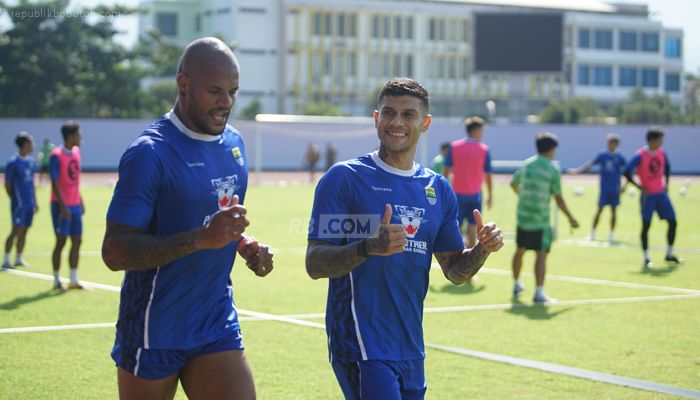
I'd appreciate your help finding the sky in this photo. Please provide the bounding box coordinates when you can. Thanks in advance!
[1,0,699,73]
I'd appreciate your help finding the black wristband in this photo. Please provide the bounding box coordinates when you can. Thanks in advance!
[357,239,369,258]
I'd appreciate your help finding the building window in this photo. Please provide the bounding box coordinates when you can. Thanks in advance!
[383,15,390,39]
[336,13,345,36]
[239,7,266,14]
[429,18,445,41]
[577,64,590,85]
[619,67,637,87]
[155,12,178,37]
[593,66,612,86]
[406,55,413,77]
[619,31,637,50]
[642,68,658,87]
[665,37,681,58]
[312,12,321,35]
[665,73,680,92]
[371,15,379,38]
[406,16,414,39]
[641,32,659,52]
[349,14,357,37]
[395,16,402,39]
[595,30,612,49]
[578,28,590,48]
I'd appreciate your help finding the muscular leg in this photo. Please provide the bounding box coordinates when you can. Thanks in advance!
[592,207,603,231]
[53,235,67,272]
[610,206,617,232]
[4,226,17,255]
[512,247,525,281]
[117,367,179,400]
[640,220,652,251]
[15,226,28,254]
[534,250,547,287]
[69,235,81,269]
[180,350,255,400]
[667,219,676,246]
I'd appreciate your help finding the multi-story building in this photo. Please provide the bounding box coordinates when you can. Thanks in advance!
[139,0,684,120]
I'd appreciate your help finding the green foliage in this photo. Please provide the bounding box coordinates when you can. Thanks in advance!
[538,98,607,124]
[134,29,183,77]
[302,102,347,116]
[141,80,178,117]
[239,98,263,120]
[610,88,684,124]
[683,73,700,125]
[0,0,146,118]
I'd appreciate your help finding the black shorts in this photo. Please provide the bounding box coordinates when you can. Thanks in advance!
[516,227,552,251]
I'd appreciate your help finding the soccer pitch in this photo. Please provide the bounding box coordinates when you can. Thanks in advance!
[1,176,698,399]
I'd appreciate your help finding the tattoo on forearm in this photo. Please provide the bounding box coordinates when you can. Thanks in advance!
[436,245,489,284]
[104,230,199,271]
[306,240,366,279]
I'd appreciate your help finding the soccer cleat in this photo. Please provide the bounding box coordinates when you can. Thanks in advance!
[664,255,684,264]
[53,282,66,291]
[533,293,557,304]
[643,258,653,270]
[68,282,86,290]
[2,261,15,270]
[513,282,525,298]
[14,259,31,267]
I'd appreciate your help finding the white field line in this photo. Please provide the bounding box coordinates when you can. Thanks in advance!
[559,238,700,254]
[5,269,121,293]
[0,322,115,334]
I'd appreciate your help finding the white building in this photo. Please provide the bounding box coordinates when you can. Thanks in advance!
[139,0,684,120]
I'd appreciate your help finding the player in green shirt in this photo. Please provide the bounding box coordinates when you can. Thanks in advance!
[510,132,578,303]
[431,142,450,175]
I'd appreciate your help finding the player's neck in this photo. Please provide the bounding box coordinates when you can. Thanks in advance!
[378,146,416,170]
[19,150,31,157]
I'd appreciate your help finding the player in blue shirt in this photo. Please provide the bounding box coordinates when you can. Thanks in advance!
[3,131,38,269]
[306,78,505,400]
[101,38,274,400]
[567,133,626,242]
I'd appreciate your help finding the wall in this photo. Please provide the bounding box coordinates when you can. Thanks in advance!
[0,119,698,173]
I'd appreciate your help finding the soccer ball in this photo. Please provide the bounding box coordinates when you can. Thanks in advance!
[627,187,637,197]
[573,187,585,196]
[679,186,688,197]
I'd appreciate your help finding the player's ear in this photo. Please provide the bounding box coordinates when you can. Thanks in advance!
[176,72,189,97]
[421,114,432,132]
[373,109,379,127]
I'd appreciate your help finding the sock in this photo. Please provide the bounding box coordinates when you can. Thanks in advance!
[643,249,650,260]
[535,286,545,297]
[70,268,79,285]
[3,253,9,265]
[514,279,522,288]
[53,270,61,285]
[608,232,614,242]
[590,229,595,239]
[667,246,674,257]
[15,253,23,263]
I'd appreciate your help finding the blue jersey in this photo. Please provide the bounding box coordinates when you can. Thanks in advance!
[5,154,36,209]
[107,111,249,349]
[592,150,626,193]
[308,152,464,363]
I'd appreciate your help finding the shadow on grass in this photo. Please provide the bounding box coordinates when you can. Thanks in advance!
[632,264,678,277]
[430,282,486,296]
[0,289,65,310]
[505,299,571,320]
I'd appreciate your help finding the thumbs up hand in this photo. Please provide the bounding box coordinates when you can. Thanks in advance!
[365,204,407,256]
[473,209,504,253]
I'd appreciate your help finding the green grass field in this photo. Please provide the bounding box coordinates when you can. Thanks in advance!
[1,176,699,399]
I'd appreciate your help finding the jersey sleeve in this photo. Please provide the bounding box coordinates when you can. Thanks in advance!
[4,160,16,185]
[551,166,562,195]
[624,153,641,173]
[49,154,60,181]
[106,138,164,229]
[592,151,604,166]
[510,167,522,187]
[444,145,454,168]
[307,165,351,245]
[433,177,465,253]
[484,149,492,172]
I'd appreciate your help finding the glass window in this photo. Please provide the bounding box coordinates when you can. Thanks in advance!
[619,67,637,87]
[155,12,177,37]
[324,13,332,36]
[641,33,659,52]
[406,17,414,39]
[665,73,680,92]
[642,68,658,87]
[371,15,379,38]
[619,31,637,50]
[383,16,390,39]
[349,14,357,37]
[578,28,590,48]
[406,55,413,77]
[337,13,345,36]
[665,37,681,58]
[595,30,612,49]
[594,66,612,86]
[577,64,590,85]
[395,16,402,39]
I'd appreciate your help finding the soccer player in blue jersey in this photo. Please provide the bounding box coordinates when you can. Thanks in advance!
[101,37,274,400]
[305,78,505,399]
[567,133,626,242]
[3,132,38,269]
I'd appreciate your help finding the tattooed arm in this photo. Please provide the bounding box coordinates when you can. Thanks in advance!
[102,196,249,271]
[434,210,504,285]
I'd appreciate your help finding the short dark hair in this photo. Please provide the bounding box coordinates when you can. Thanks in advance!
[61,121,80,140]
[536,132,558,154]
[606,132,620,143]
[440,142,450,151]
[377,78,429,112]
[464,116,485,135]
[15,131,32,148]
[646,126,664,142]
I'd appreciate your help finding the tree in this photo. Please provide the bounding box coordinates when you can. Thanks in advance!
[141,80,178,118]
[0,0,145,117]
[684,73,700,125]
[302,102,347,116]
[538,98,606,124]
[134,29,183,77]
[239,98,263,120]
[611,88,683,124]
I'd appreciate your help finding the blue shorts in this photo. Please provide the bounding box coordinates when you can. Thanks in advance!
[11,205,34,227]
[598,191,620,207]
[457,193,482,225]
[51,202,83,236]
[332,359,426,400]
[641,193,676,222]
[111,330,245,380]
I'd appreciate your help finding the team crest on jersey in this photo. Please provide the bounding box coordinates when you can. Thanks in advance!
[211,175,239,209]
[425,187,437,205]
[232,147,244,166]
[394,205,426,239]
